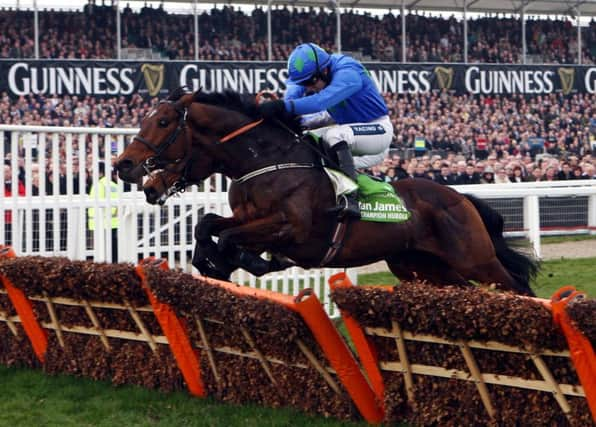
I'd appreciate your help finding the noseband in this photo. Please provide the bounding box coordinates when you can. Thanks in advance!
[132,101,189,174]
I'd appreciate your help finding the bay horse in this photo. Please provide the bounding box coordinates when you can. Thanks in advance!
[115,88,538,296]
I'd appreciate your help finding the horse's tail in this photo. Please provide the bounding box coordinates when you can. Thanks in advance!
[464,194,539,296]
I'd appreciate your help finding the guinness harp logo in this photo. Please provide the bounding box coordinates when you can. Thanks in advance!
[141,64,165,97]
[558,68,575,95]
[434,66,454,90]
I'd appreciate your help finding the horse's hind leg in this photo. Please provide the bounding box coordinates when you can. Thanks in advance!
[386,251,471,288]
[469,257,535,296]
[430,197,535,295]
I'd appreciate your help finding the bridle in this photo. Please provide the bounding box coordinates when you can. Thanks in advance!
[132,100,190,175]
[143,108,269,200]
[141,93,327,201]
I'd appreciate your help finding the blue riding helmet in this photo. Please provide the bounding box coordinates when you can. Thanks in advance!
[287,43,331,84]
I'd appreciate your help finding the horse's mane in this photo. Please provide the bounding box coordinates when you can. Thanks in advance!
[193,90,260,118]
[167,87,301,134]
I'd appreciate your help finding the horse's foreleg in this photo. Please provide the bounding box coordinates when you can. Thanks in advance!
[193,237,287,280]
[195,212,296,278]
[220,212,296,277]
[195,213,241,242]
[192,239,236,280]
[226,250,295,277]
[192,213,242,280]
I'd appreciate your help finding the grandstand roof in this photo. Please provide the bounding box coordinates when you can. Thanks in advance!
[212,0,596,17]
[395,0,596,16]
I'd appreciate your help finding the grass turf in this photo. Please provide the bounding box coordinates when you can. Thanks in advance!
[0,366,364,427]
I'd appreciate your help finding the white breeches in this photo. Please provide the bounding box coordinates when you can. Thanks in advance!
[308,115,393,169]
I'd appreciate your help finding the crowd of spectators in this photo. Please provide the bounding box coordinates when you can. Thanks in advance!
[0,2,594,63]
[370,149,595,186]
[2,90,594,196]
[0,92,149,129]
[376,91,596,183]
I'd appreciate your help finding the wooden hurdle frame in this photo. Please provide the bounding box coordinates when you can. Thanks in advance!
[2,248,593,424]
[0,290,351,390]
[329,272,595,424]
[0,249,383,423]
[365,325,584,422]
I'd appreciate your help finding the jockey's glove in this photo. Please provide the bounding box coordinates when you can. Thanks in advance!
[257,100,287,120]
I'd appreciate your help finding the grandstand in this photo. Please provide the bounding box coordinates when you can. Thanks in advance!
[0,1,594,176]
[0,1,594,62]
[0,1,594,175]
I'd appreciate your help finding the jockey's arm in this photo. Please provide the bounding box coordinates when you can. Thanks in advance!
[284,68,362,116]
[285,80,335,129]
[300,111,335,129]
[284,81,305,101]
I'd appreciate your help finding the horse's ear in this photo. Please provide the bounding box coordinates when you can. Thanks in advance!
[191,87,203,103]
[175,87,202,109]
[177,92,196,108]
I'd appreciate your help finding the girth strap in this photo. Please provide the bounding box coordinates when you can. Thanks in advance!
[234,162,316,184]
[319,220,349,267]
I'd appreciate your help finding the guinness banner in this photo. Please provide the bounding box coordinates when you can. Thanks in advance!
[1,60,595,98]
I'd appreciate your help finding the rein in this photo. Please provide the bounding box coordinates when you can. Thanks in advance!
[144,101,327,199]
[154,117,269,198]
[218,117,319,184]
[218,119,264,144]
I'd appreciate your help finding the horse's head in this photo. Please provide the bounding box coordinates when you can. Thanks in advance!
[119,87,303,191]
[115,88,194,183]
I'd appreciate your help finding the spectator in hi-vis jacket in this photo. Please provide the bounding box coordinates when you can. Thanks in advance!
[87,161,119,262]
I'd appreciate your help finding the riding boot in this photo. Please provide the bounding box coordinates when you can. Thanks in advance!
[331,141,361,220]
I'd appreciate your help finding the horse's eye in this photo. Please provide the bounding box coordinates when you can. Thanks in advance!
[158,118,169,128]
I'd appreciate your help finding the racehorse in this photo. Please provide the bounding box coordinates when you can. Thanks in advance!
[115,88,538,296]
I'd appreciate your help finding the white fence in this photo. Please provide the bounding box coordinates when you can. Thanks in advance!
[0,125,349,316]
[1,125,596,315]
[452,181,596,259]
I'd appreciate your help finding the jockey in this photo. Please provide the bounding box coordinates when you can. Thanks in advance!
[257,43,393,220]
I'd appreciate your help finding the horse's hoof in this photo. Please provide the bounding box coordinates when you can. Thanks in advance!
[192,240,234,280]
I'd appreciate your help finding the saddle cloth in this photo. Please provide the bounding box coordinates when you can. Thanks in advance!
[324,169,411,223]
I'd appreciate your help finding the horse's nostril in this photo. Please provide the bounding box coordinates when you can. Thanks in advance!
[117,159,134,172]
